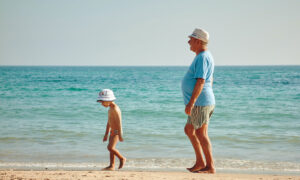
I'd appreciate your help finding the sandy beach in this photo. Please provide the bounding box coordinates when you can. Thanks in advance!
[0,170,299,180]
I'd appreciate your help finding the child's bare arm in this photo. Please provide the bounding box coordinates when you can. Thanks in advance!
[117,113,123,142]
[103,121,110,142]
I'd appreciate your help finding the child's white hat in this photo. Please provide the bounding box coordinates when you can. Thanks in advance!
[97,89,116,101]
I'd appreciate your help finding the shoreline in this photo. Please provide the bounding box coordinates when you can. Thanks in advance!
[1,170,299,180]
[1,168,299,176]
[1,160,299,176]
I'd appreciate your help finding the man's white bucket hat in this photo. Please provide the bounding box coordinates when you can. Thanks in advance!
[189,28,209,43]
[97,89,116,101]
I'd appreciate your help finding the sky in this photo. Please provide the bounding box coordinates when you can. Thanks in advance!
[0,0,299,66]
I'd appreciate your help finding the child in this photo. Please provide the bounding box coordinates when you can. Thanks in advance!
[97,89,126,171]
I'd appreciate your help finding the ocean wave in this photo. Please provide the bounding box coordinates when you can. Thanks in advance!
[0,137,29,142]
[66,87,89,91]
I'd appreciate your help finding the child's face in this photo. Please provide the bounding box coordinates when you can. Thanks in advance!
[98,100,111,107]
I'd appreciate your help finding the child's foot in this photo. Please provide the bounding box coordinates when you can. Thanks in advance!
[101,165,115,171]
[118,157,126,169]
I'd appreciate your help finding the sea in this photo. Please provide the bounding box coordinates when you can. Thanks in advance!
[0,66,299,174]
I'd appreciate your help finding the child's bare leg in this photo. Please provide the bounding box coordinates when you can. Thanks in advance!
[103,152,115,170]
[119,156,126,169]
[107,135,126,169]
[110,151,115,167]
[102,151,115,171]
[102,136,116,171]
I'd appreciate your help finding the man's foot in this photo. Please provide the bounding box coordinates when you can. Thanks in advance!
[187,163,205,172]
[101,166,115,171]
[118,157,126,169]
[193,166,216,174]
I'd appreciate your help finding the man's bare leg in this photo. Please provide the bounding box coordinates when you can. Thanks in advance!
[195,124,215,174]
[184,124,206,172]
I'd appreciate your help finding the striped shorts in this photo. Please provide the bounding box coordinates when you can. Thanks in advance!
[187,105,215,129]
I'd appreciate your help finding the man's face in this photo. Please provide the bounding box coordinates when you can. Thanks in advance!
[188,37,201,52]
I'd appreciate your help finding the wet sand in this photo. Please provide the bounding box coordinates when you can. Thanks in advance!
[1,170,299,180]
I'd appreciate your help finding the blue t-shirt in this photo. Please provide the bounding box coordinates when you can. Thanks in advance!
[181,51,215,106]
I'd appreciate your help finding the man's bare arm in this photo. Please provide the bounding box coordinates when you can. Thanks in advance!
[185,78,205,115]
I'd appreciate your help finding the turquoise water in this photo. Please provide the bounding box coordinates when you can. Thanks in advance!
[0,66,300,173]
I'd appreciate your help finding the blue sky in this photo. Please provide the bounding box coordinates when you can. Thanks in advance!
[0,0,299,66]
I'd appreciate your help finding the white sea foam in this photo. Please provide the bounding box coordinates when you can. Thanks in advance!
[1,158,299,174]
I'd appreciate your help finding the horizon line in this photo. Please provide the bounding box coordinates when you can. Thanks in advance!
[0,64,300,67]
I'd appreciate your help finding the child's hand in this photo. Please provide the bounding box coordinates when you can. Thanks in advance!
[103,135,108,142]
[119,136,124,142]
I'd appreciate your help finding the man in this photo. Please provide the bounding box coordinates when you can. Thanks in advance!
[181,28,216,173]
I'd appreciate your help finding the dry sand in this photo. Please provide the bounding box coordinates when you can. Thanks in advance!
[0,170,299,180]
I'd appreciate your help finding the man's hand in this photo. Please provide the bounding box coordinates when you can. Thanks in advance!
[185,102,194,116]
[103,134,108,142]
